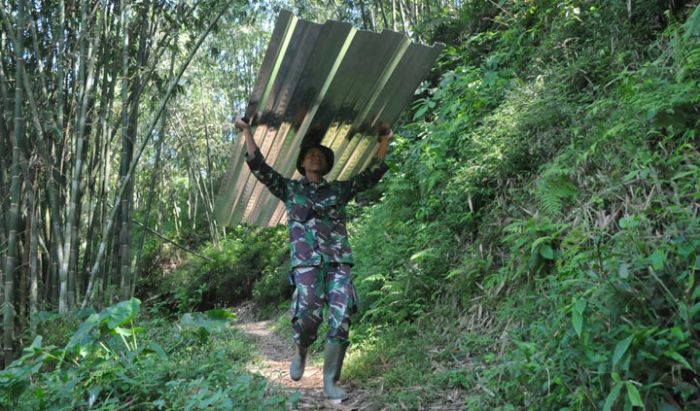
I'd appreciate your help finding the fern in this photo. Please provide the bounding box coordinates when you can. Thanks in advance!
[535,167,579,216]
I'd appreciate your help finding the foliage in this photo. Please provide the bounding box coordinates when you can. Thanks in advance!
[154,225,289,312]
[344,1,700,409]
[0,299,287,410]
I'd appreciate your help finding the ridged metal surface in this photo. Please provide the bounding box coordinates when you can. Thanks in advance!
[215,10,444,227]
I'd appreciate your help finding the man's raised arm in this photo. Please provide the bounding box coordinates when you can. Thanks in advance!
[341,128,393,201]
[375,127,393,161]
[235,118,258,158]
[235,118,288,200]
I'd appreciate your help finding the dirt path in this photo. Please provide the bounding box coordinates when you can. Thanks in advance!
[235,318,377,410]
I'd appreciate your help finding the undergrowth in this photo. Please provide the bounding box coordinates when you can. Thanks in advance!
[344,1,700,410]
[0,299,288,410]
[141,225,290,313]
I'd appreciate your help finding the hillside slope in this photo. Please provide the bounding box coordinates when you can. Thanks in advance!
[345,1,700,409]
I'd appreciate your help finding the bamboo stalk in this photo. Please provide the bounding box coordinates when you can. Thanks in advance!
[28,168,39,336]
[397,0,409,35]
[201,79,218,244]
[60,0,99,312]
[119,0,154,300]
[3,0,25,367]
[112,0,131,303]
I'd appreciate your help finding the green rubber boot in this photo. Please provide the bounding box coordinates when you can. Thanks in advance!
[323,342,349,401]
[289,345,308,381]
[333,343,347,383]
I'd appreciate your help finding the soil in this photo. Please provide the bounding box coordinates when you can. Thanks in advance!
[235,314,377,410]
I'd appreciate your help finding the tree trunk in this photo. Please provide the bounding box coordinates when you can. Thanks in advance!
[3,0,24,367]
[397,0,409,35]
[118,0,153,301]
[61,0,99,312]
[28,169,39,336]
[358,0,370,30]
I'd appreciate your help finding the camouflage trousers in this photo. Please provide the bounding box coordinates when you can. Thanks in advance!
[290,263,358,347]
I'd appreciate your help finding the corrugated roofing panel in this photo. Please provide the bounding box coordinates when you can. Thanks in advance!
[215,10,444,227]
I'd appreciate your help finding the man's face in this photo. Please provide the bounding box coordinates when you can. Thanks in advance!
[302,148,328,174]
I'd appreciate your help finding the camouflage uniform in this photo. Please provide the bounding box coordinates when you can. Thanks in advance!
[246,148,388,345]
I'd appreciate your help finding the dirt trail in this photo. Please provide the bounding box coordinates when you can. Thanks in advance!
[235,317,376,410]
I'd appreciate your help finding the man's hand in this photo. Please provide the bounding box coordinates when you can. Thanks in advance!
[235,117,257,157]
[235,117,251,131]
[378,128,393,143]
[376,126,393,161]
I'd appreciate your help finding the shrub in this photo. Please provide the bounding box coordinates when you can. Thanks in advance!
[159,225,289,312]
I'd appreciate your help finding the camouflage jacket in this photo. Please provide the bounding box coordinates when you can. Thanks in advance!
[246,148,389,267]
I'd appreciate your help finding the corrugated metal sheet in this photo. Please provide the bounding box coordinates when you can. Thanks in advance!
[215,10,444,227]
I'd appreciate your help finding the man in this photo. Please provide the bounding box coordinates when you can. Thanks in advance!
[235,118,391,401]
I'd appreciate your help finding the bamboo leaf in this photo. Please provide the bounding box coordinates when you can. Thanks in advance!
[625,382,644,407]
[664,351,693,370]
[603,382,623,411]
[691,303,700,318]
[572,299,586,337]
[690,285,700,300]
[612,335,634,367]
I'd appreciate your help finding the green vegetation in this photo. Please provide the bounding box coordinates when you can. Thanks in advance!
[1,299,286,410]
[345,1,700,409]
[143,226,289,313]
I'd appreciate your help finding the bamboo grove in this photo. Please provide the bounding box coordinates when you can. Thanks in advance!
[0,0,459,370]
[0,0,236,368]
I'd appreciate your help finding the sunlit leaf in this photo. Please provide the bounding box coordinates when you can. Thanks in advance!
[104,299,142,330]
[684,4,700,39]
[205,309,236,321]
